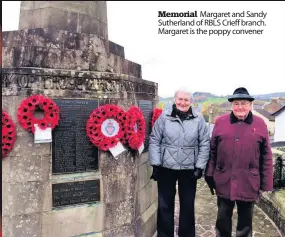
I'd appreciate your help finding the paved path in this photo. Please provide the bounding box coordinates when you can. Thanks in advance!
[154,179,281,237]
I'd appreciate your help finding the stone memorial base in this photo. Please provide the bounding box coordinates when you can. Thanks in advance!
[2,66,158,237]
[2,1,159,235]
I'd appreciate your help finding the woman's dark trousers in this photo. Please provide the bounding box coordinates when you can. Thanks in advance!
[157,167,197,237]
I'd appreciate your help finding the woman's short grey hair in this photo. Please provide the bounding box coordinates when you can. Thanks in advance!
[174,88,193,100]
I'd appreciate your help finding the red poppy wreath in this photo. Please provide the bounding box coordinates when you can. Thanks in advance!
[151,108,163,127]
[17,95,60,133]
[86,104,127,151]
[2,110,17,158]
[125,106,146,150]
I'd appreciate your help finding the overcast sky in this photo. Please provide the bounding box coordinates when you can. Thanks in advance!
[2,1,285,97]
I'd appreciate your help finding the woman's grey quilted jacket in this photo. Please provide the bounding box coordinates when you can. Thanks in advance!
[149,106,210,170]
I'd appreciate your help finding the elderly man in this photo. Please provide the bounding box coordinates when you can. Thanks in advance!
[205,87,273,237]
[149,88,210,237]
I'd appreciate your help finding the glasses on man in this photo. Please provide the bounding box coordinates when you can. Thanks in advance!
[232,101,251,107]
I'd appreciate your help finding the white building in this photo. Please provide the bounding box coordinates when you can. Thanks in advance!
[272,106,285,142]
[208,123,215,138]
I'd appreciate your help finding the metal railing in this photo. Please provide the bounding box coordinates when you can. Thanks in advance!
[273,157,285,189]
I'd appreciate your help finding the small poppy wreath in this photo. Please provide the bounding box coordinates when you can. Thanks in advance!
[152,108,163,127]
[86,104,127,151]
[125,106,146,150]
[2,110,17,158]
[17,95,60,133]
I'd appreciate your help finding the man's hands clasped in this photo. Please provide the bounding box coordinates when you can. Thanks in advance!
[205,175,216,195]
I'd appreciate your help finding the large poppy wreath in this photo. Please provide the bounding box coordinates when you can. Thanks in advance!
[125,106,146,150]
[86,104,127,151]
[17,95,60,133]
[2,110,17,158]
[151,108,163,127]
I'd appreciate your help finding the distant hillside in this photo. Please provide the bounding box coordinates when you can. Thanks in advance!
[193,92,214,103]
[203,97,227,104]
[159,91,285,104]
[223,92,285,101]
[159,92,224,104]
[253,92,285,100]
[159,96,173,103]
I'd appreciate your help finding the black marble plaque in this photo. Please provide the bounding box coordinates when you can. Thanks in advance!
[52,99,99,174]
[52,180,100,207]
[138,100,153,152]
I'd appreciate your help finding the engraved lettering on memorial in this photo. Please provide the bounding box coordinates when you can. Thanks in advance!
[53,77,61,90]
[134,83,139,93]
[111,80,119,92]
[69,78,75,86]
[17,75,29,88]
[124,81,134,93]
[75,78,84,90]
[120,82,125,91]
[59,78,67,89]
[142,84,147,93]
[148,85,155,94]
[2,74,12,88]
[86,78,95,90]
[122,81,127,91]
[94,79,100,91]
[61,77,75,90]
[52,99,99,173]
[101,81,107,91]
[105,80,115,92]
[2,71,155,95]
[52,180,100,207]
[136,83,143,93]
[27,75,36,88]
[43,76,53,89]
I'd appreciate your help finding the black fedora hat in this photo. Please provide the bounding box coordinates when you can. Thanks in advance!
[228,87,255,102]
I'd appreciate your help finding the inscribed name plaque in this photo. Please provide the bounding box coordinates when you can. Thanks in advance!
[137,100,153,152]
[52,99,99,173]
[52,180,100,207]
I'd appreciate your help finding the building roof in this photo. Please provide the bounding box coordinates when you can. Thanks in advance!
[253,109,272,119]
[271,141,285,148]
[208,123,215,138]
[271,105,285,117]
[253,104,263,109]
[219,101,231,108]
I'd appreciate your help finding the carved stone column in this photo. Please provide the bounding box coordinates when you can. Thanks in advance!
[2,2,158,237]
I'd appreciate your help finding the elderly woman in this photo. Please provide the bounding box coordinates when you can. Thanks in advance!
[149,88,210,237]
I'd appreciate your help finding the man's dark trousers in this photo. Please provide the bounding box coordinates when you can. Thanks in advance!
[216,197,255,237]
[157,167,197,237]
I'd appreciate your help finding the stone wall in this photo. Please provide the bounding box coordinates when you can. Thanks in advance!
[2,29,141,77]
[2,67,158,237]
[256,150,285,236]
[2,1,157,235]
[19,1,108,38]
